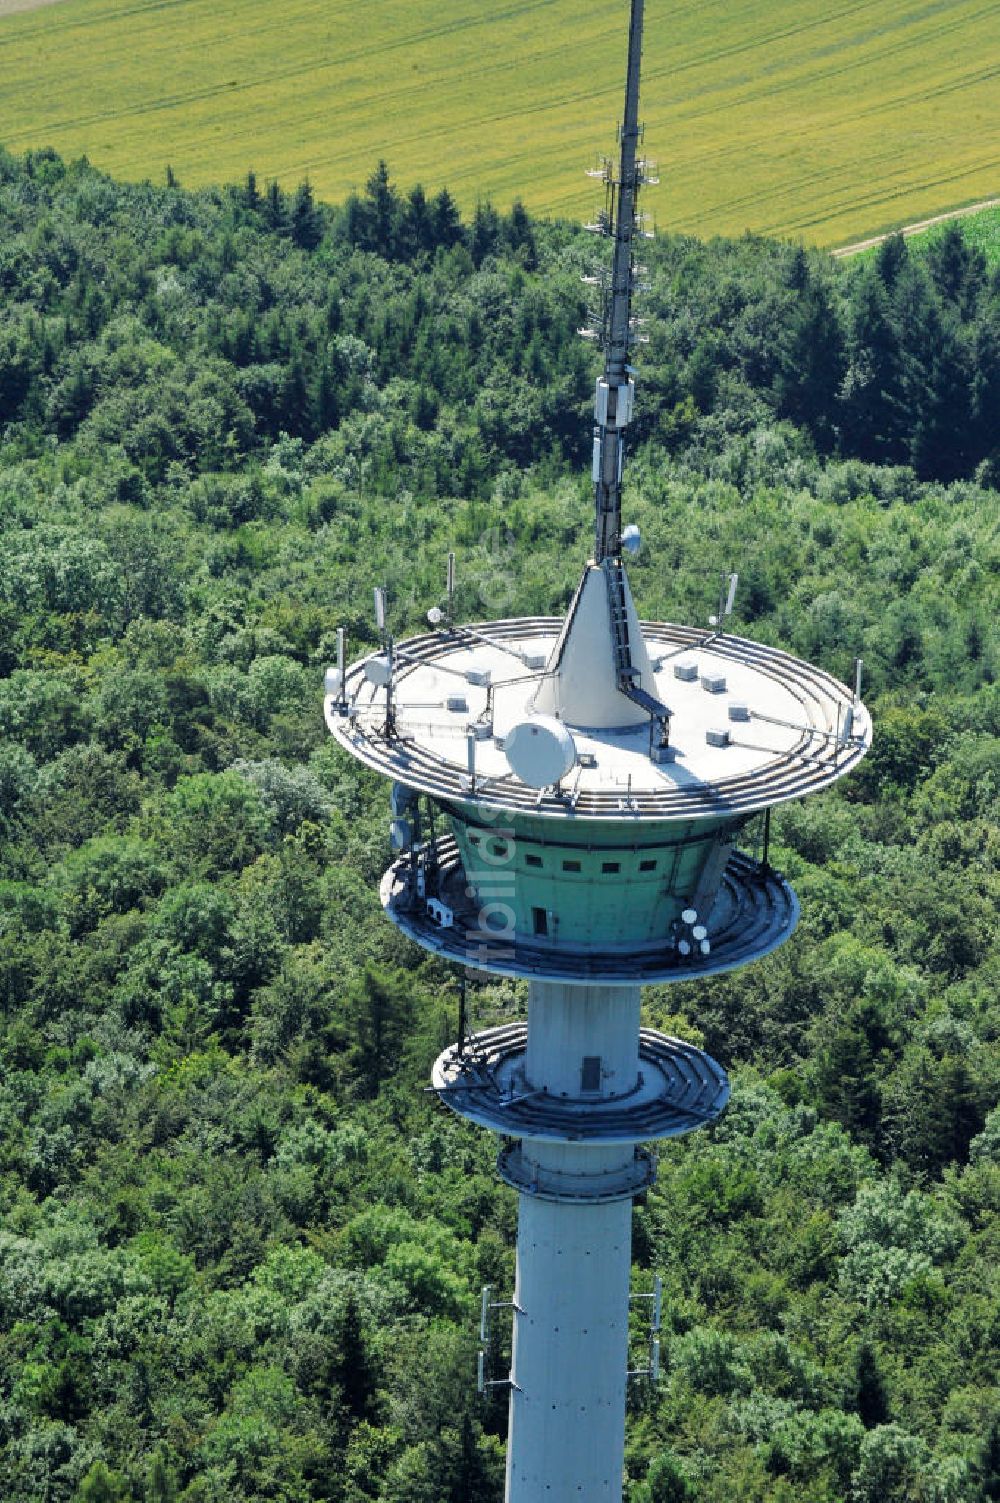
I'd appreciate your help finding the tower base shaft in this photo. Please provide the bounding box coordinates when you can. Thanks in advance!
[504,981,639,1502]
[506,1188,633,1502]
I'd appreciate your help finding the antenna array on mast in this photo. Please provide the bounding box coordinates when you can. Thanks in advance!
[587,0,653,567]
[579,0,671,738]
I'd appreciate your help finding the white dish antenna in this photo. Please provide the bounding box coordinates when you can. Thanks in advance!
[504,715,577,788]
[364,655,392,688]
[621,523,641,556]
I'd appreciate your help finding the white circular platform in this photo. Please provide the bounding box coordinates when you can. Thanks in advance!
[432,1023,730,1143]
[327,615,870,822]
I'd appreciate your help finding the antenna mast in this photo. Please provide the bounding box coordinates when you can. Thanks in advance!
[593,0,647,565]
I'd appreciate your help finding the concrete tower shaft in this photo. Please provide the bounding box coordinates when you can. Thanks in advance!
[505,980,639,1500]
[506,1190,633,1499]
[525,980,640,1094]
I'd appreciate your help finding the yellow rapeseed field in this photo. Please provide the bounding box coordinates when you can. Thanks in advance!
[1,0,998,247]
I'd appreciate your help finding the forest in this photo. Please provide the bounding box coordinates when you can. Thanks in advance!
[0,148,997,1502]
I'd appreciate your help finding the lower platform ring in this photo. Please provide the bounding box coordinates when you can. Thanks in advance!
[382,836,798,985]
[497,1143,656,1204]
[432,1023,730,1143]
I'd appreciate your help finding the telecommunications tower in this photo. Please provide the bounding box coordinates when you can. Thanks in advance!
[325,3,870,1497]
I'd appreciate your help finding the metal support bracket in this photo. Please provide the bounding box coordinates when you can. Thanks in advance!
[478,1284,523,1396]
[628,1276,663,1381]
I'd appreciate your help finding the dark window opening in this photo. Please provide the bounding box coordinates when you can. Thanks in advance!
[491,840,508,857]
[468,834,481,846]
[581,1056,602,1092]
[525,854,542,868]
[562,859,581,873]
[639,859,657,872]
[532,907,549,936]
[602,861,620,874]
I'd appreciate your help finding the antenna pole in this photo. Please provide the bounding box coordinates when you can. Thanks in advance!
[594,0,646,565]
[457,972,468,1058]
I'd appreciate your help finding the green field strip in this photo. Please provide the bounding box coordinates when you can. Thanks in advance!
[1,0,998,245]
[954,204,1000,261]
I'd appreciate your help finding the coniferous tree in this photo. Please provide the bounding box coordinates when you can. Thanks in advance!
[926,220,986,316]
[505,198,537,267]
[470,200,502,266]
[773,267,844,450]
[146,1453,178,1503]
[311,354,340,434]
[875,231,908,291]
[432,186,463,250]
[980,1417,1000,1500]
[343,965,418,1097]
[786,242,810,292]
[290,179,323,250]
[810,1002,884,1145]
[400,182,434,259]
[342,188,365,246]
[440,1413,500,1503]
[339,1292,376,1422]
[840,265,904,462]
[0,326,33,422]
[893,260,970,478]
[852,1339,890,1428]
[970,304,1000,471]
[362,159,400,258]
[280,347,311,437]
[262,178,289,236]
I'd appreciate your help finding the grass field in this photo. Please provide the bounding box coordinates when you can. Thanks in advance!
[1,0,999,246]
[955,203,1000,262]
[836,200,1000,265]
[918,202,1000,263]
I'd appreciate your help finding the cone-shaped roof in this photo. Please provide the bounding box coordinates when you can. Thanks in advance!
[530,562,657,729]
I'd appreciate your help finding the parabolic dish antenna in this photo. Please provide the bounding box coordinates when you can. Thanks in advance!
[504,715,577,788]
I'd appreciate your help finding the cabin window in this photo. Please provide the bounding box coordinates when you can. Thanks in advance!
[581,1056,602,1092]
[468,833,481,846]
[525,854,542,868]
[532,907,549,936]
[639,859,657,872]
[491,839,508,857]
[562,859,581,873]
[602,861,621,874]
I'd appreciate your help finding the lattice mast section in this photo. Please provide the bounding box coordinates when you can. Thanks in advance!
[591,0,651,566]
